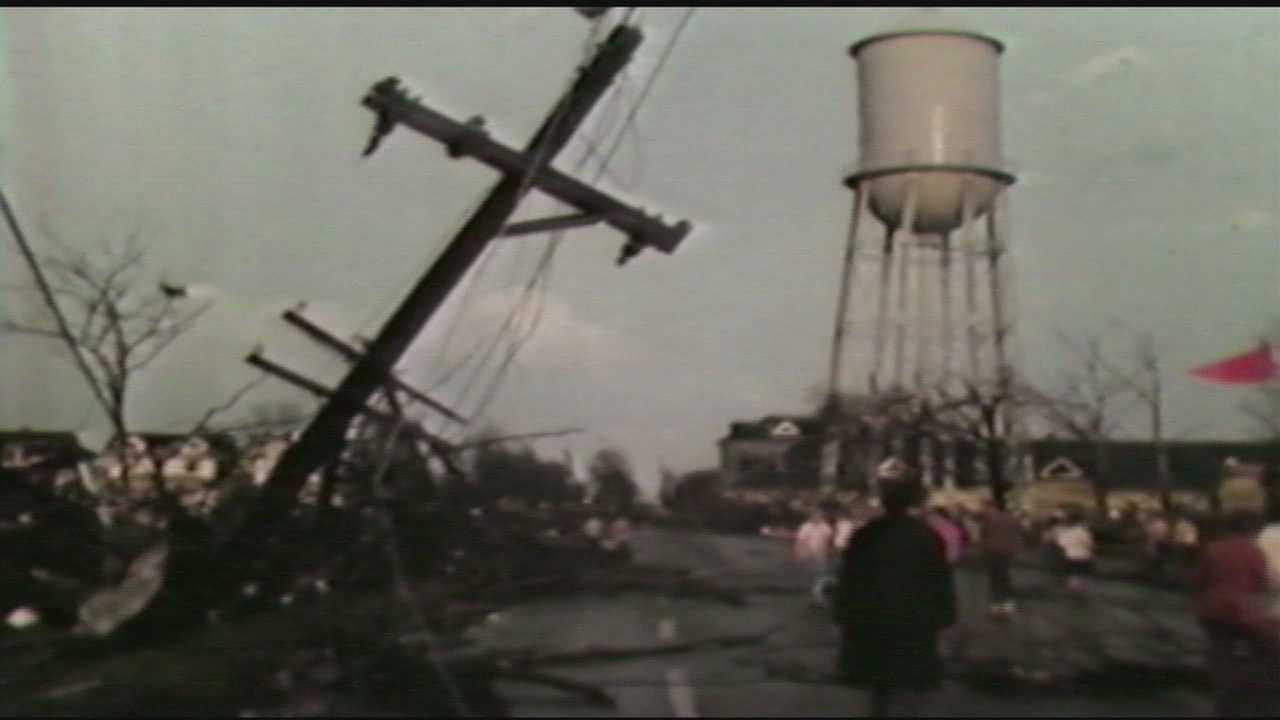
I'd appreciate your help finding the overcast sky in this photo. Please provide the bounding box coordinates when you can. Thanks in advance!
[1,8,1277,495]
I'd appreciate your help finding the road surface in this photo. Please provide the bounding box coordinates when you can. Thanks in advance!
[470,527,1215,717]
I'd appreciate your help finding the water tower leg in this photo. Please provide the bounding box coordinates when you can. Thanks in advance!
[986,192,1011,403]
[961,202,983,386]
[941,195,974,395]
[891,185,919,391]
[826,185,870,403]
[913,232,935,393]
[870,224,895,396]
[985,191,1022,498]
[823,186,870,488]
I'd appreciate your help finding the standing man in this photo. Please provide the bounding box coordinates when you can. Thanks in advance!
[980,498,1023,615]
[833,466,957,718]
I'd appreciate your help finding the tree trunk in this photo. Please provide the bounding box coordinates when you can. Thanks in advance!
[1091,438,1110,513]
[986,436,1008,511]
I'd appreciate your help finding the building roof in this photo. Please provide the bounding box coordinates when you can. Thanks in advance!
[0,430,97,464]
[141,432,241,458]
[720,416,823,442]
[1027,439,1280,491]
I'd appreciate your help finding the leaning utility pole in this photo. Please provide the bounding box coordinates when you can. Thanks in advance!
[227,23,689,552]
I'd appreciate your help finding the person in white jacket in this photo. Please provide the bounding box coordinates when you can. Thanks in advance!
[794,508,836,606]
[1054,511,1095,594]
[1256,498,1280,616]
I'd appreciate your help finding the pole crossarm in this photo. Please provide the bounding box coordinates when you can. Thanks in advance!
[501,213,604,238]
[226,24,647,554]
[454,428,586,450]
[362,79,691,255]
[246,350,457,453]
[281,309,467,424]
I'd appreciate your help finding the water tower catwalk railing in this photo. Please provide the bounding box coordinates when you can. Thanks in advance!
[822,27,1025,503]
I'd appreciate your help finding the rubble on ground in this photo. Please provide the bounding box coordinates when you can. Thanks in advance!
[0,438,743,717]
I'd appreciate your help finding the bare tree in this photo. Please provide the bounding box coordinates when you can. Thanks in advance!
[1018,332,1136,509]
[1241,319,1280,441]
[1047,324,1175,510]
[1131,333,1173,509]
[1243,384,1280,441]
[589,447,637,511]
[924,381,1017,508]
[1,222,210,498]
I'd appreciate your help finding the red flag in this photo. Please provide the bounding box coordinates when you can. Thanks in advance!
[1189,342,1279,385]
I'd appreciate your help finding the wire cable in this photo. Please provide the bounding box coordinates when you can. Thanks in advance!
[421,10,618,414]
[461,8,699,430]
[428,11,623,428]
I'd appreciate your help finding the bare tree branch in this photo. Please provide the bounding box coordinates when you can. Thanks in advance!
[2,200,215,521]
[0,190,120,437]
[187,373,270,436]
[0,319,67,340]
[126,301,211,372]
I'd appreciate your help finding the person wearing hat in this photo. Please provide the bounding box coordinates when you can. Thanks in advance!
[832,461,957,718]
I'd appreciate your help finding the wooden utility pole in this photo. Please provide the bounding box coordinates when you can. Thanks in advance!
[228,24,688,553]
[1140,342,1172,510]
[281,308,466,424]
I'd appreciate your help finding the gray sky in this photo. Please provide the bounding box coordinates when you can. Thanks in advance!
[1,8,1277,495]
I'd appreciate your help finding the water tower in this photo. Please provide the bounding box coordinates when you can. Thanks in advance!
[821,20,1022,499]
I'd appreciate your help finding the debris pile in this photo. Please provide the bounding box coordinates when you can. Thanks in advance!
[0,428,741,716]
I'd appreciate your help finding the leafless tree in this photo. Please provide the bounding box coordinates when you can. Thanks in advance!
[1241,319,1280,441]
[1018,332,1137,509]
[1243,385,1280,441]
[1,222,211,498]
[1041,324,1176,510]
[923,380,1017,507]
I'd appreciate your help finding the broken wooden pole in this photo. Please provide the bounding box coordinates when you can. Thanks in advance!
[280,309,467,424]
[246,351,457,454]
[362,77,690,255]
[229,25,645,557]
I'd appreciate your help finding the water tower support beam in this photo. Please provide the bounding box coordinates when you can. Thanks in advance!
[939,227,955,390]
[986,192,1011,401]
[914,232,936,393]
[891,185,919,390]
[826,186,870,404]
[870,223,895,396]
[962,208,982,385]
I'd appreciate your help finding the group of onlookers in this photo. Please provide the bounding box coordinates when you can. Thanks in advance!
[791,460,1280,718]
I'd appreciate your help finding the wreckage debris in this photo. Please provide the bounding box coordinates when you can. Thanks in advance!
[75,543,169,637]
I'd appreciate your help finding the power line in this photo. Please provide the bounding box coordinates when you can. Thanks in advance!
[463,8,699,429]
[431,12,628,431]
[424,11,619,401]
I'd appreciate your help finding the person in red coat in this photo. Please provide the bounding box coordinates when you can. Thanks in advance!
[1194,511,1280,718]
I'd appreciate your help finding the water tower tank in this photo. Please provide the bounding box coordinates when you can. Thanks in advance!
[847,28,1015,234]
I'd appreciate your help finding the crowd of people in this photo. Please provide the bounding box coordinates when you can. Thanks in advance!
[797,459,1280,718]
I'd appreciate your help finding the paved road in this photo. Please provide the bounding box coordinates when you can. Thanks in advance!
[471,528,1215,717]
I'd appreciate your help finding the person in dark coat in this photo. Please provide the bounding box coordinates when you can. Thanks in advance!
[832,467,957,718]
